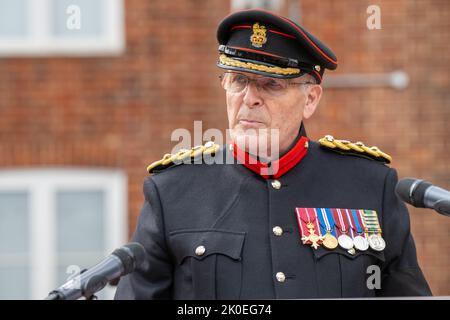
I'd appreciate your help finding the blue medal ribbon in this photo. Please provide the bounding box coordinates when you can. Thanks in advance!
[316,208,327,236]
[325,208,337,236]
[316,208,337,237]
[351,209,363,234]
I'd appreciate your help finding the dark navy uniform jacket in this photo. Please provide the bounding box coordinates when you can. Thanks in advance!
[115,131,431,299]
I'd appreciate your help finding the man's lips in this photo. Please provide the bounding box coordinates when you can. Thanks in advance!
[238,119,265,126]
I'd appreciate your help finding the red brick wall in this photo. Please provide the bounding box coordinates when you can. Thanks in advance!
[0,0,448,295]
[300,0,450,296]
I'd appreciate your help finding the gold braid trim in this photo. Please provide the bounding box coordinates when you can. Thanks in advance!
[219,54,301,76]
[319,135,392,164]
[146,142,221,174]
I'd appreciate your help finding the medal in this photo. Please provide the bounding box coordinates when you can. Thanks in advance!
[338,234,354,250]
[297,207,386,252]
[296,208,324,250]
[362,210,386,252]
[368,234,386,251]
[317,208,338,250]
[301,222,323,249]
[332,208,354,250]
[343,208,360,249]
[322,231,338,249]
[353,235,369,251]
[349,209,369,251]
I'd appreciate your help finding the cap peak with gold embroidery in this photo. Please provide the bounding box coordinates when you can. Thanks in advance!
[216,8,337,82]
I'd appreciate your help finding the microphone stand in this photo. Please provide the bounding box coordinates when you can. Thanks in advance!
[44,269,99,300]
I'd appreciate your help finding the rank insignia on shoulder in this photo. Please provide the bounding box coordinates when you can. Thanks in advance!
[146,141,221,174]
[318,135,392,164]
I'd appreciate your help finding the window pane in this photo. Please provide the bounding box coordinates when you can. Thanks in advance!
[56,190,108,298]
[0,0,28,37]
[0,192,30,299]
[231,0,282,10]
[0,266,30,299]
[57,265,111,300]
[56,190,105,253]
[0,192,29,253]
[51,0,103,37]
[57,252,103,284]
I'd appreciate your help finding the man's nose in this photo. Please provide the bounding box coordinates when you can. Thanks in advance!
[242,81,263,108]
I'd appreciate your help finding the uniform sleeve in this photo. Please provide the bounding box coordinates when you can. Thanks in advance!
[378,168,432,296]
[114,177,173,299]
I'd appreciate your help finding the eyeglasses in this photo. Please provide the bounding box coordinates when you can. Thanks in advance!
[219,71,315,96]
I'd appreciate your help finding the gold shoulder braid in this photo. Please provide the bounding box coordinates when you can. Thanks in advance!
[318,135,392,164]
[146,141,221,174]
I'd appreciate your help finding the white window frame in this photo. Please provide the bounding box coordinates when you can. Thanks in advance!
[231,0,284,11]
[0,168,127,300]
[0,0,125,56]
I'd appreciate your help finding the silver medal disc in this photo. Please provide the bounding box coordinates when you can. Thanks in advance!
[353,235,369,251]
[368,234,386,251]
[338,234,354,250]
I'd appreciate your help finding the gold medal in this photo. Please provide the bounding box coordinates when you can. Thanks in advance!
[301,222,324,250]
[322,231,338,250]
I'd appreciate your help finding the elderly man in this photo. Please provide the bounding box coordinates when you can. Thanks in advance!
[115,9,431,299]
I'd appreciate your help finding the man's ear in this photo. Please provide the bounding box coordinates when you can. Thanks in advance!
[302,85,322,119]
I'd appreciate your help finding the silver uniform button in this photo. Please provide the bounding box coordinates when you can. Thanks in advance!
[276,272,286,283]
[271,180,281,190]
[195,245,206,256]
[273,226,283,236]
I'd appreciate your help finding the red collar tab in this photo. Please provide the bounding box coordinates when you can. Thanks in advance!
[232,136,309,179]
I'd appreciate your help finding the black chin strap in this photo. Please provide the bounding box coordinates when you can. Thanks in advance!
[299,121,307,137]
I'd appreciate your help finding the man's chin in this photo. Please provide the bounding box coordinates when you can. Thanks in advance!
[231,129,277,155]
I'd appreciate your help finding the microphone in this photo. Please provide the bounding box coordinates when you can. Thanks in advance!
[45,242,146,300]
[395,178,450,217]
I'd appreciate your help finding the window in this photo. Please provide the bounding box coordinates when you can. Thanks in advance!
[0,169,127,300]
[0,0,124,56]
[0,192,30,299]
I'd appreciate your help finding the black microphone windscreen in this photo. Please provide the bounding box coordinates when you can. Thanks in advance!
[395,178,418,204]
[125,242,146,268]
[413,180,432,208]
[396,178,433,208]
[112,242,146,274]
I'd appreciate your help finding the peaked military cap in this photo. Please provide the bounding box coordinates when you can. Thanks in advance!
[216,9,338,83]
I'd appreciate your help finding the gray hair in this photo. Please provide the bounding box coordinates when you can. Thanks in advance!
[297,73,319,93]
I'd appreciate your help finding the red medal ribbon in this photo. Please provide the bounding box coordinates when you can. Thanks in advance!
[308,208,322,237]
[331,208,351,236]
[344,209,356,238]
[295,207,320,243]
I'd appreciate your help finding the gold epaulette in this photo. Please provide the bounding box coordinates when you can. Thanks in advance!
[146,141,221,174]
[318,135,392,164]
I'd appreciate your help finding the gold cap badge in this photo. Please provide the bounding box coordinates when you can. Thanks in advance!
[250,22,267,48]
